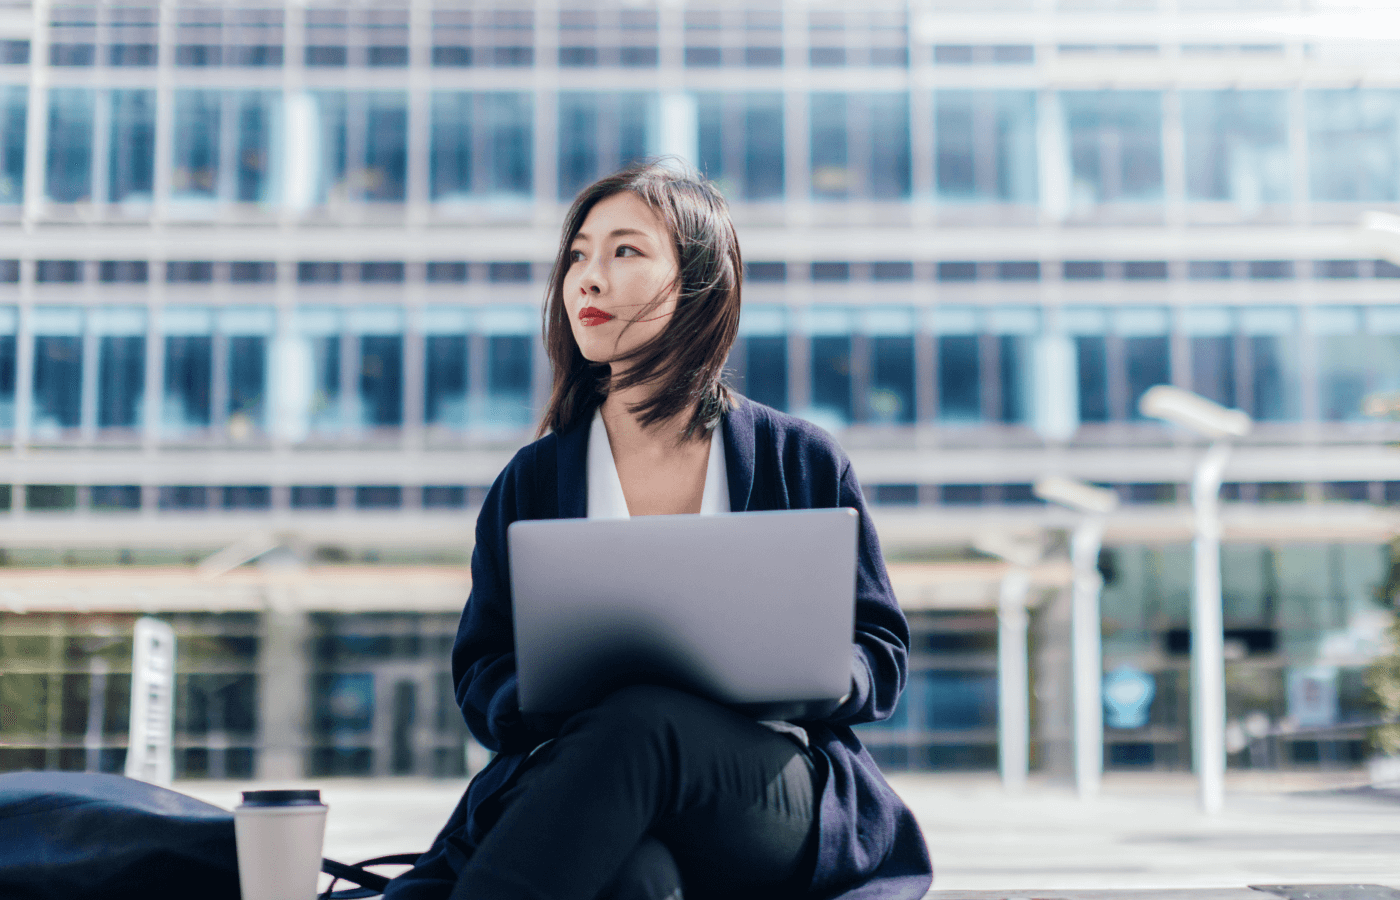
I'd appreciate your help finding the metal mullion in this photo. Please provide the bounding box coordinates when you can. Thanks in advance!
[79,291,98,442]
[150,0,174,224]
[90,87,110,214]
[216,90,239,204]
[22,1,50,227]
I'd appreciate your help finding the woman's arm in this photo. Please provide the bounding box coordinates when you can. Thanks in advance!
[450,452,558,755]
[801,460,910,727]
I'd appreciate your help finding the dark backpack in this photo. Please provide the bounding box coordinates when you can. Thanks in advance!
[0,771,416,900]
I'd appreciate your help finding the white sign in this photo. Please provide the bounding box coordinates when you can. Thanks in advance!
[125,618,176,786]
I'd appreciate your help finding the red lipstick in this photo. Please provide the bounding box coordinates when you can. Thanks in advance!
[578,306,614,326]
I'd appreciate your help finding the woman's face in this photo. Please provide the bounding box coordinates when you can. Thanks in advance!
[562,191,680,369]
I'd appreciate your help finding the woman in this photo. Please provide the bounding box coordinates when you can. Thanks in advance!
[385,162,932,900]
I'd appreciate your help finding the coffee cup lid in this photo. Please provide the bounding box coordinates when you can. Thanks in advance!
[240,789,323,807]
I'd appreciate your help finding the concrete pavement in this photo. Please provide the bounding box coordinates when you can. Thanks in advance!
[179,770,1400,898]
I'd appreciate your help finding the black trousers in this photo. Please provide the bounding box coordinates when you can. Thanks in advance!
[451,685,822,900]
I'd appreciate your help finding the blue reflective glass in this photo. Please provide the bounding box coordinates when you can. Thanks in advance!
[1125,336,1169,419]
[235,93,278,204]
[483,93,532,198]
[938,335,980,422]
[310,92,348,206]
[557,92,654,200]
[1251,335,1299,422]
[108,90,155,204]
[0,86,23,204]
[810,93,847,198]
[869,335,914,424]
[742,335,787,411]
[97,335,145,428]
[33,336,82,431]
[358,334,403,426]
[1307,89,1400,203]
[1318,335,1400,422]
[998,334,1031,424]
[1191,335,1236,408]
[486,334,532,428]
[228,336,266,432]
[363,93,407,202]
[430,93,472,201]
[163,335,212,434]
[743,93,783,199]
[810,335,852,427]
[557,93,598,200]
[868,93,910,200]
[1075,335,1109,422]
[0,332,13,429]
[46,88,93,202]
[425,334,468,428]
[171,90,221,199]
[935,91,1037,204]
[1062,91,1163,204]
[1182,90,1289,206]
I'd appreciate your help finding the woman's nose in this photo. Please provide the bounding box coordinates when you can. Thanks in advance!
[577,259,605,294]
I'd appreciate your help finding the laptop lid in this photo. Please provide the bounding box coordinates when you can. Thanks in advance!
[508,508,858,718]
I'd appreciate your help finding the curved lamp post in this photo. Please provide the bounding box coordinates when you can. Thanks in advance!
[973,531,1044,793]
[1139,385,1252,814]
[1033,475,1119,800]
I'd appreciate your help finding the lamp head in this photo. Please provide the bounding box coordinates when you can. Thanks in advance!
[1033,476,1119,515]
[1139,385,1251,438]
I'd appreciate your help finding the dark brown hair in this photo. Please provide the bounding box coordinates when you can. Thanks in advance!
[538,160,741,440]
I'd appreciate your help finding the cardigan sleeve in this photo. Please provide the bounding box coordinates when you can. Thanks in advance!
[450,447,558,755]
[799,459,910,727]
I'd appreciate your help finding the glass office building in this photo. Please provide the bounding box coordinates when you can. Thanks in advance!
[2,0,1399,779]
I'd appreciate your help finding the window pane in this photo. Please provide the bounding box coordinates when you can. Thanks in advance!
[742,334,787,411]
[358,334,402,426]
[235,92,278,204]
[1191,335,1236,408]
[868,92,910,200]
[228,336,266,433]
[1075,335,1108,422]
[869,335,914,424]
[557,93,598,200]
[810,93,847,199]
[108,90,155,204]
[164,334,212,434]
[0,331,13,430]
[936,90,1037,204]
[810,335,852,428]
[363,92,407,202]
[171,90,220,200]
[744,93,783,200]
[1062,91,1163,206]
[557,92,655,201]
[938,334,980,422]
[95,309,145,429]
[486,334,532,428]
[1307,89,1400,203]
[1124,336,1169,419]
[1319,335,1400,422]
[46,88,93,202]
[998,334,1030,423]
[1183,90,1289,207]
[425,334,468,428]
[309,91,348,206]
[431,92,471,201]
[1251,335,1300,421]
[0,86,23,204]
[32,310,83,433]
[483,93,532,198]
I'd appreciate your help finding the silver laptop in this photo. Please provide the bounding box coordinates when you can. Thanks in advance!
[508,508,858,720]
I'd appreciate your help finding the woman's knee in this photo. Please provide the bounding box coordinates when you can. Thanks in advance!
[599,836,682,900]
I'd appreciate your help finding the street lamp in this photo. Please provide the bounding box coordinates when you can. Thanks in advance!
[1139,384,1251,814]
[973,531,1044,793]
[1033,475,1118,800]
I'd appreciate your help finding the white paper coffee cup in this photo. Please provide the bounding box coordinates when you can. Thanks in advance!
[234,789,328,900]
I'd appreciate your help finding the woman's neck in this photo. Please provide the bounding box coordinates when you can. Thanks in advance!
[599,379,701,453]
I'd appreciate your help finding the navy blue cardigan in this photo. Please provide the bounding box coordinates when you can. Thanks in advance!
[384,397,932,900]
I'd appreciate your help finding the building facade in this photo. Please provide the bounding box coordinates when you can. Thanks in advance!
[2,0,1399,779]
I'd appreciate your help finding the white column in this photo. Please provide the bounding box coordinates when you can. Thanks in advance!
[1192,441,1231,814]
[998,567,1032,792]
[1070,518,1105,800]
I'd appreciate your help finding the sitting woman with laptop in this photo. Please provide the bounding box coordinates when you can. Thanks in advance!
[385,162,932,900]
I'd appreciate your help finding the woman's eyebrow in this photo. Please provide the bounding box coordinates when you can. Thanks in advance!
[573,227,651,244]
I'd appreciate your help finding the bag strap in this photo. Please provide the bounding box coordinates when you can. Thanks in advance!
[320,853,421,900]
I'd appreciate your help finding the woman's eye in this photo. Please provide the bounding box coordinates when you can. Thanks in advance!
[568,249,585,263]
[616,245,640,258]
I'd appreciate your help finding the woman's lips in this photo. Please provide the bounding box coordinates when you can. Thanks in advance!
[578,306,614,326]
